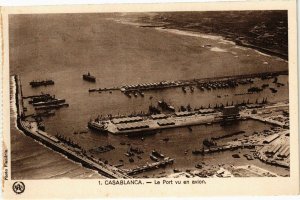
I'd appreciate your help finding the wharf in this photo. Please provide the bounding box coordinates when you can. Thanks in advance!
[127,158,174,175]
[90,112,222,135]
[14,75,130,179]
[88,70,288,94]
[193,143,257,155]
[240,104,289,128]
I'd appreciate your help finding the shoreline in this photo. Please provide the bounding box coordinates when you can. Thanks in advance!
[112,18,288,61]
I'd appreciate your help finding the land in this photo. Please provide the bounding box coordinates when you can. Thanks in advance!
[132,11,288,59]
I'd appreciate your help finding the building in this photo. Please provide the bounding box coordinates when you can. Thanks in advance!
[221,106,240,121]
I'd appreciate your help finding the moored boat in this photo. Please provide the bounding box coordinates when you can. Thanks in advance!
[83,72,96,82]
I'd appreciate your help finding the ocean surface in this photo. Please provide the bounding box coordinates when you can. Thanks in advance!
[9,14,289,179]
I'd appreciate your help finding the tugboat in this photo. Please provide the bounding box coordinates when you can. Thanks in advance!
[83,72,96,82]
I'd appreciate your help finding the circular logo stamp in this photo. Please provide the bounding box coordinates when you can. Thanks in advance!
[12,181,25,194]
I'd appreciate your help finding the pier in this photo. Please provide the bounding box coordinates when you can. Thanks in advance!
[89,111,222,135]
[87,70,288,95]
[14,75,131,179]
[127,158,174,175]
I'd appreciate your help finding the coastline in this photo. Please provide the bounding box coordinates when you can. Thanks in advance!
[112,18,288,62]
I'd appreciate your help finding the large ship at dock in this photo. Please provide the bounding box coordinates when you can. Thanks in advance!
[32,99,66,106]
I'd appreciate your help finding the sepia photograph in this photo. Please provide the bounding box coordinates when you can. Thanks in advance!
[1,1,299,198]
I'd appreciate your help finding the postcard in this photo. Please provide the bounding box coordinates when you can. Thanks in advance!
[1,1,299,198]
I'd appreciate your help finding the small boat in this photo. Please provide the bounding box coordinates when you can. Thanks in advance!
[83,72,96,82]
[232,154,240,158]
[150,154,159,162]
[152,150,164,158]
[195,164,203,169]
[173,168,181,173]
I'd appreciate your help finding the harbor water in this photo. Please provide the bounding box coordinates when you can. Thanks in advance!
[9,14,289,179]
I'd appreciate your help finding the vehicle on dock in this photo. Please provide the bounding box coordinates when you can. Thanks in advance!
[83,72,96,82]
[30,80,54,88]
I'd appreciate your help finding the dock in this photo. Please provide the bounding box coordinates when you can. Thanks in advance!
[193,143,257,155]
[89,111,222,135]
[127,157,174,175]
[14,75,131,179]
[88,70,288,95]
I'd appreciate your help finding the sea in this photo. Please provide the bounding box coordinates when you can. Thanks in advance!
[9,13,289,179]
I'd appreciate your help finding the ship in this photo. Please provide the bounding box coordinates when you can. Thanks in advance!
[30,80,54,87]
[87,121,108,134]
[83,72,96,82]
[28,94,54,104]
[32,99,66,107]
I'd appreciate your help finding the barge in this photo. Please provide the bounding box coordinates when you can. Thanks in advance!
[30,80,54,87]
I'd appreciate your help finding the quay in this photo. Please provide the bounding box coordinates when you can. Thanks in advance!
[88,70,288,94]
[14,75,131,179]
[127,157,174,175]
[193,143,257,155]
[240,104,289,128]
[89,111,222,135]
